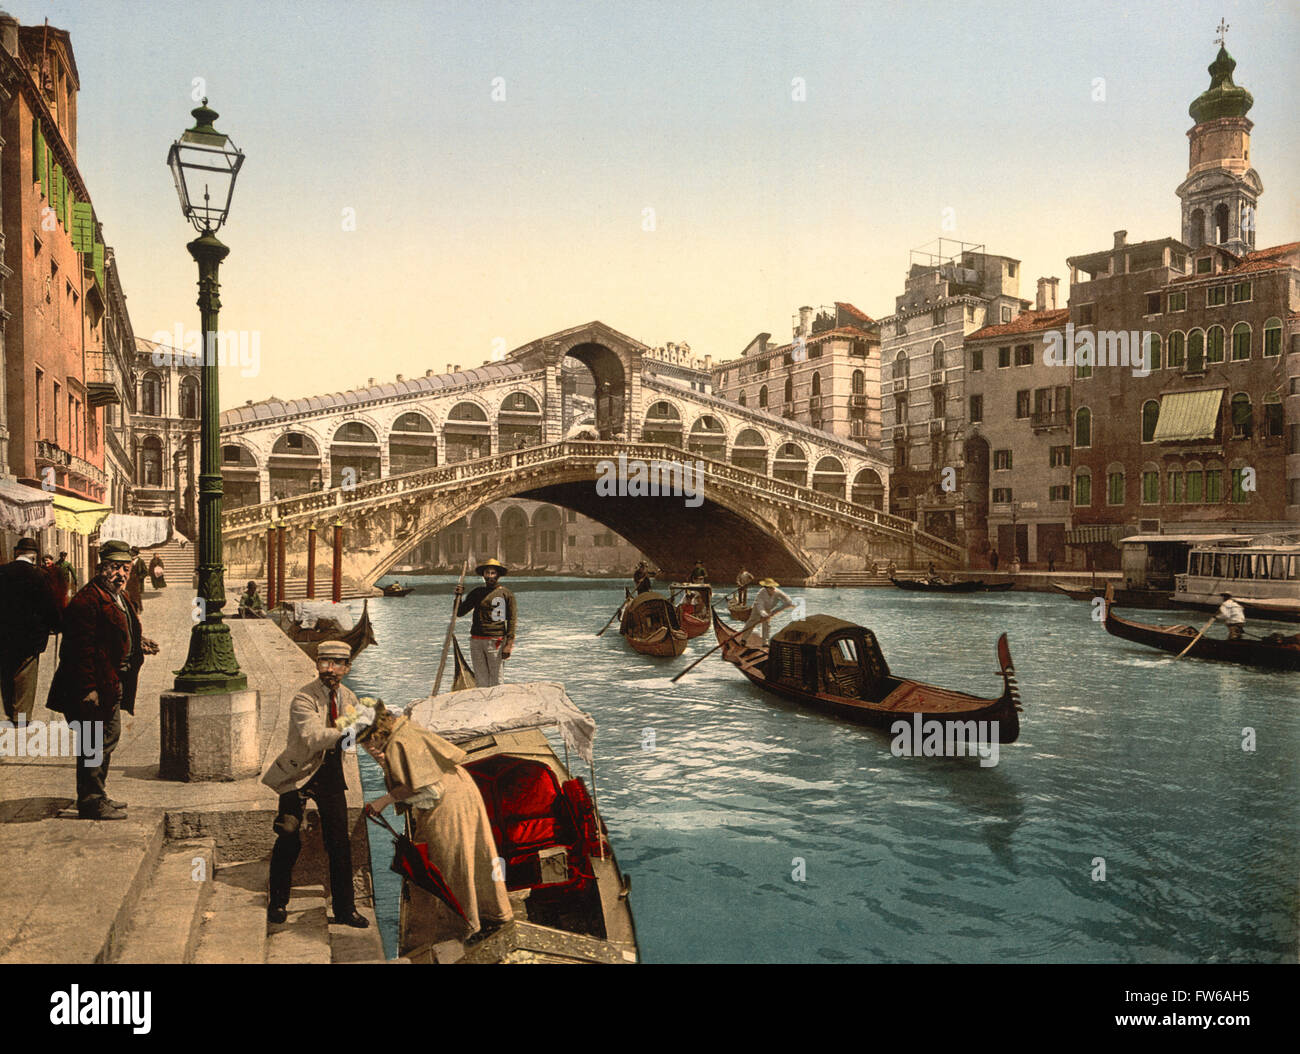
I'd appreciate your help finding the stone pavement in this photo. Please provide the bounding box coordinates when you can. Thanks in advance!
[0,566,384,963]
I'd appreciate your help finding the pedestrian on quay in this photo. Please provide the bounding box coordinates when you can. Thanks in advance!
[735,567,754,606]
[1047,551,1056,574]
[53,550,77,606]
[126,547,147,612]
[989,548,1000,572]
[361,702,512,944]
[46,540,159,820]
[454,558,516,687]
[739,578,794,647]
[261,640,369,928]
[1216,593,1246,641]
[148,554,166,588]
[238,581,265,619]
[0,538,62,726]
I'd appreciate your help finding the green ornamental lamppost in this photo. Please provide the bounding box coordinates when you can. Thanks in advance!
[168,100,247,693]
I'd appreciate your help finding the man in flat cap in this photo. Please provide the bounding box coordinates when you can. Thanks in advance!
[46,541,159,820]
[262,640,369,928]
[453,558,516,687]
[0,538,62,726]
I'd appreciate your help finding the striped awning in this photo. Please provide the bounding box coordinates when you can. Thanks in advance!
[1066,525,1124,545]
[0,479,54,533]
[1151,389,1223,442]
[51,494,113,535]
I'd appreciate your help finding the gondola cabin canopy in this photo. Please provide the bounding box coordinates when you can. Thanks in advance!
[767,616,893,699]
[620,591,682,634]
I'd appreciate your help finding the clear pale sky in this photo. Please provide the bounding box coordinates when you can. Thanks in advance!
[11,0,1300,408]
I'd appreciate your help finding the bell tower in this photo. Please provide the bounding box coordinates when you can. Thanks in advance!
[1175,22,1263,256]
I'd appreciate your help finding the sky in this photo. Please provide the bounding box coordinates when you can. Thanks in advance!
[10,0,1300,409]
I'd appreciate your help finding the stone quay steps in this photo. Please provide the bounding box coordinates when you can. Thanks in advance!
[0,807,167,965]
[193,860,270,965]
[265,883,331,965]
[114,839,216,964]
[823,570,900,586]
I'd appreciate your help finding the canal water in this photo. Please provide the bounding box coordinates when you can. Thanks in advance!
[344,577,1298,963]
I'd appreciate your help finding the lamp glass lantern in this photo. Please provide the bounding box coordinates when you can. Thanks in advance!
[167,100,244,233]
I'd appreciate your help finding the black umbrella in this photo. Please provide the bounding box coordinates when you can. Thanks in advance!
[365,808,467,921]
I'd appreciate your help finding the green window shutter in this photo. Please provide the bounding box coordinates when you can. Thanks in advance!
[72,202,93,252]
[92,240,104,289]
[67,186,76,235]
[34,124,45,191]
[53,163,63,226]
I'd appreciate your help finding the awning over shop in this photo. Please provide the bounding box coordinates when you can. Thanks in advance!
[97,513,172,549]
[1066,525,1125,545]
[1151,389,1223,442]
[51,494,112,535]
[0,478,54,533]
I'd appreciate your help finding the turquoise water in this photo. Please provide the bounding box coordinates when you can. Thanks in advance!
[345,577,1298,963]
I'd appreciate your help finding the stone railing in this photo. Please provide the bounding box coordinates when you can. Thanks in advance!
[223,440,961,560]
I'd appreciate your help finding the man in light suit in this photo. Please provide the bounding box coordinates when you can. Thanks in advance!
[262,640,368,928]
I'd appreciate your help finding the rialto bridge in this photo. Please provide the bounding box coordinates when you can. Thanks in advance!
[220,321,961,588]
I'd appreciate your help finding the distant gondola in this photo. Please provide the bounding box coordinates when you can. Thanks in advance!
[890,576,984,593]
[1101,584,1300,671]
[382,583,415,597]
[619,591,688,657]
[269,597,377,661]
[668,583,712,639]
[711,610,1022,743]
[727,600,753,621]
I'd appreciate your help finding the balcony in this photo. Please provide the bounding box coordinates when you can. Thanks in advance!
[928,419,945,435]
[84,348,123,408]
[1030,409,1070,431]
[889,377,908,393]
[850,394,867,409]
[809,395,821,410]
[850,422,868,439]
[35,439,106,486]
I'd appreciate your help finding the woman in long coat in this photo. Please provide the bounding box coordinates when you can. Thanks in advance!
[361,704,512,943]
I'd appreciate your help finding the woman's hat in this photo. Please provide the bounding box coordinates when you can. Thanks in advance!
[476,558,508,576]
[759,577,780,588]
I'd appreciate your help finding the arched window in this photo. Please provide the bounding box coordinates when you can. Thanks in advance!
[811,372,822,397]
[141,372,162,417]
[1231,323,1251,361]
[759,385,768,409]
[1206,325,1225,364]
[852,369,864,395]
[1263,317,1282,358]
[179,376,199,419]
[1141,462,1160,505]
[1230,393,1252,439]
[1167,331,1185,369]
[140,436,163,487]
[738,390,747,407]
[1187,329,1205,372]
[893,351,909,380]
[1075,407,1091,448]
[1213,203,1229,244]
[1106,465,1125,506]
[1141,400,1160,443]
[1188,208,1206,249]
[932,340,944,371]
[784,377,793,403]
[1263,392,1283,437]
[1145,333,1162,371]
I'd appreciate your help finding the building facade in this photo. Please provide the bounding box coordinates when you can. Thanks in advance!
[131,337,200,537]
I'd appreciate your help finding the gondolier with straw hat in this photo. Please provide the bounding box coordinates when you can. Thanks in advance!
[454,558,516,687]
[738,577,794,647]
[1216,593,1246,641]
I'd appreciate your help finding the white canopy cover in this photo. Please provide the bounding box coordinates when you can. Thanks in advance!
[97,514,173,549]
[286,600,356,630]
[406,682,596,765]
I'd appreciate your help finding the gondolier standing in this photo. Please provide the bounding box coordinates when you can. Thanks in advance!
[632,560,656,595]
[1216,593,1246,641]
[735,567,754,606]
[739,577,794,647]
[454,558,516,687]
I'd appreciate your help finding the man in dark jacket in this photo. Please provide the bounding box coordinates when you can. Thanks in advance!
[46,540,158,820]
[0,538,61,724]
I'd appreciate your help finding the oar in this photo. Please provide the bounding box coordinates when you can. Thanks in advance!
[596,589,632,637]
[1173,616,1218,659]
[672,612,776,683]
[431,557,470,695]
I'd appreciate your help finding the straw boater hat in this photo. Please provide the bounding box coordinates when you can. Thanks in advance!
[759,577,780,588]
[476,558,508,576]
[317,640,352,661]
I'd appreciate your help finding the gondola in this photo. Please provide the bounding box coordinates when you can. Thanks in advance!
[1101,584,1300,671]
[668,583,712,639]
[1051,581,1177,608]
[382,582,415,597]
[890,576,984,593]
[981,581,1016,592]
[727,600,753,621]
[711,610,1022,743]
[269,597,377,660]
[398,678,640,964]
[619,591,688,657]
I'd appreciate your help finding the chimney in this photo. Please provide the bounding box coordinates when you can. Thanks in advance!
[425,369,434,378]
[446,363,454,373]
[454,366,461,372]
[368,377,375,386]
[703,353,712,369]
[1113,230,1127,249]
[396,374,404,382]
[1035,277,1061,311]
[798,306,814,337]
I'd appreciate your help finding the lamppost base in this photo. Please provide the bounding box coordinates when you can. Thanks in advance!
[173,621,248,695]
[159,689,261,782]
